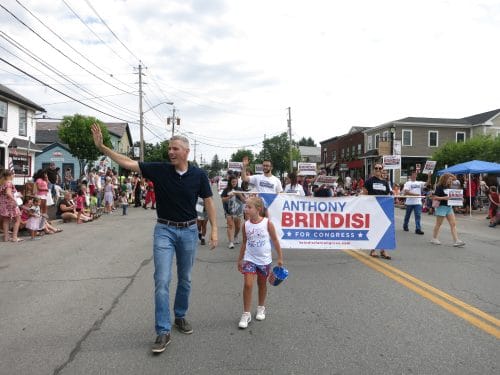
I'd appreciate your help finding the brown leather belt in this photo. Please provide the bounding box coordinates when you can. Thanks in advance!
[157,218,197,228]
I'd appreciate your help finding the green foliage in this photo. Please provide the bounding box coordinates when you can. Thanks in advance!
[58,114,112,176]
[210,154,223,174]
[298,136,317,147]
[230,149,255,163]
[144,141,169,162]
[258,132,299,177]
[431,135,500,170]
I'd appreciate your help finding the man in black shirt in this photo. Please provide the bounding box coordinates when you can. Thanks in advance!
[91,123,218,354]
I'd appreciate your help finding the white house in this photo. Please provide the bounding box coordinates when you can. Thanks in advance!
[0,84,45,186]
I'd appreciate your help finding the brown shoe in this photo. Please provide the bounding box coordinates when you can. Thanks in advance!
[151,333,171,353]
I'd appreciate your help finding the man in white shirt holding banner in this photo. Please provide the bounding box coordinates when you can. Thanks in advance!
[403,170,431,234]
[241,156,283,194]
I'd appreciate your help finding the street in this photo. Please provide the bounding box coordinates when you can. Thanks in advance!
[0,193,499,375]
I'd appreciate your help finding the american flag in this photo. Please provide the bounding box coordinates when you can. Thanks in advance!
[8,156,15,174]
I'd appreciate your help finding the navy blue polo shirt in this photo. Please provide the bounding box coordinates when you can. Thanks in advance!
[139,162,212,222]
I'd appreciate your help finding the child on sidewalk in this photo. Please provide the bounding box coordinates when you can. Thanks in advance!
[119,191,129,215]
[237,196,283,329]
[26,197,42,240]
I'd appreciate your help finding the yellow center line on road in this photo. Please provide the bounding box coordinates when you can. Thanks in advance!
[344,250,500,339]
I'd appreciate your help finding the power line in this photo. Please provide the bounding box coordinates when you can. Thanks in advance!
[60,0,134,67]
[83,0,141,63]
[14,0,137,93]
[0,2,133,95]
[0,33,138,118]
[0,56,135,123]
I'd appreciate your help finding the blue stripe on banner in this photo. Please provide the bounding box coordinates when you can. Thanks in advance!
[375,196,396,249]
[259,193,279,208]
[282,229,369,241]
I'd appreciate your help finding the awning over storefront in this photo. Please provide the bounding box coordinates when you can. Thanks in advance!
[8,138,43,153]
[347,159,363,169]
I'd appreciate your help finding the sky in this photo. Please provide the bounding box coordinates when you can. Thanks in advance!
[2,0,500,164]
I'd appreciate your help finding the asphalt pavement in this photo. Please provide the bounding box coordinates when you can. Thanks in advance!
[0,191,498,375]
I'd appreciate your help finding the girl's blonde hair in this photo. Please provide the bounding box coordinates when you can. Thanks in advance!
[437,173,455,187]
[246,196,266,217]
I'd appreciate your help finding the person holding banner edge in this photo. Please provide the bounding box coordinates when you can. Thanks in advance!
[363,163,392,259]
[241,156,283,195]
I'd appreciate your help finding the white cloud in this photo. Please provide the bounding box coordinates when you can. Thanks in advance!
[1,0,500,164]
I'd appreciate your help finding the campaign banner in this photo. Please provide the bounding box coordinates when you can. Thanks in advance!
[228,161,243,172]
[255,164,264,174]
[444,188,463,206]
[297,162,317,176]
[260,193,395,250]
[422,160,437,174]
[383,155,401,170]
[313,175,336,186]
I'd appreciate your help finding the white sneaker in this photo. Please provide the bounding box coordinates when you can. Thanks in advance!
[255,306,266,321]
[238,312,251,328]
[453,240,465,247]
[430,238,441,245]
[234,238,240,244]
[228,242,234,249]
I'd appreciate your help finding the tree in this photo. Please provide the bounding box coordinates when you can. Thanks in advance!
[298,136,317,147]
[58,114,112,177]
[210,154,223,174]
[431,135,500,170]
[144,141,169,162]
[258,132,299,177]
[230,149,255,163]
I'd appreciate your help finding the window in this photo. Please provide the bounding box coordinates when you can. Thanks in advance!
[19,108,27,136]
[322,149,327,164]
[367,135,373,150]
[11,155,31,176]
[402,130,412,146]
[332,150,337,160]
[383,131,388,141]
[0,100,7,131]
[428,131,439,147]
[456,132,466,143]
[357,144,362,155]
[346,147,350,158]
[341,148,344,159]
[375,134,380,149]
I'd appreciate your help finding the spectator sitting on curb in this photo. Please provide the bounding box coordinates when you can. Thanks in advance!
[56,191,92,223]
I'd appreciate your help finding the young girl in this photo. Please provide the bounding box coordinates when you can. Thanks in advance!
[221,175,246,248]
[103,177,114,214]
[237,196,284,329]
[75,189,85,224]
[26,197,42,240]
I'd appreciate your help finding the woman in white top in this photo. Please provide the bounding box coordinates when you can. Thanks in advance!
[284,172,305,196]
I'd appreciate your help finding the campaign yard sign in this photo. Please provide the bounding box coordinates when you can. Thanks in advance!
[255,164,264,174]
[313,175,336,186]
[445,189,463,206]
[228,161,243,172]
[297,162,317,176]
[383,155,401,170]
[260,193,395,250]
[422,160,437,174]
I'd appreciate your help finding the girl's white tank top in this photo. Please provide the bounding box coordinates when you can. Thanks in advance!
[244,218,272,265]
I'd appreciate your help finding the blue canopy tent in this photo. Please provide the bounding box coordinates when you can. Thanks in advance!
[437,160,500,216]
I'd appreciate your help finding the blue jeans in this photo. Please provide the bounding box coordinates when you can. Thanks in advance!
[153,222,198,335]
[404,204,422,231]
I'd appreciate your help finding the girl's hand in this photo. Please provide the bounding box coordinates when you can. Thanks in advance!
[237,259,243,272]
[277,257,283,267]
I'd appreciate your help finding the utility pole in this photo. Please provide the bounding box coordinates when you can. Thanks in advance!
[192,138,198,163]
[167,107,179,137]
[287,107,293,172]
[138,63,145,162]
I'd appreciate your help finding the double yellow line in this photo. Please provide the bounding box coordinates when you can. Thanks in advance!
[345,250,500,339]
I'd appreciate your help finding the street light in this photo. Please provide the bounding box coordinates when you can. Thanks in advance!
[140,101,173,162]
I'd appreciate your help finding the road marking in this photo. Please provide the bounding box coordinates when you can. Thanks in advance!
[345,250,500,339]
